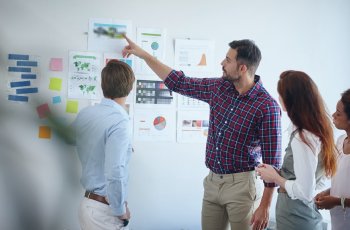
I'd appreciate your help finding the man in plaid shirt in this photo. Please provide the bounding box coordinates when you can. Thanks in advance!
[123,35,281,230]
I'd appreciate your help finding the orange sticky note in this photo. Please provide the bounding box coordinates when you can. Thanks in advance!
[39,126,51,139]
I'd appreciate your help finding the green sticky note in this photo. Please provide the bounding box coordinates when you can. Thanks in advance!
[66,100,78,113]
[49,78,62,91]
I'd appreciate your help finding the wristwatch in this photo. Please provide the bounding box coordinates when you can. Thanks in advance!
[122,219,129,227]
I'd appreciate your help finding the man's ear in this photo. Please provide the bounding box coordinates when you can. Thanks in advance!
[239,64,248,73]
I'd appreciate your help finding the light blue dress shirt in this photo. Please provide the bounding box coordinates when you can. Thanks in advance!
[73,98,132,216]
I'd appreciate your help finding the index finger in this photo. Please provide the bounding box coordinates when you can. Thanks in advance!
[122,33,132,44]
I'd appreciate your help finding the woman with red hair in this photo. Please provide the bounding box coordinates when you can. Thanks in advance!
[256,70,337,230]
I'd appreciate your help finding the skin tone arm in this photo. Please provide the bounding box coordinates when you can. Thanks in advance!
[251,96,286,228]
[122,34,172,81]
[118,203,130,220]
[315,189,350,210]
[251,187,275,230]
[252,164,286,230]
[256,164,287,188]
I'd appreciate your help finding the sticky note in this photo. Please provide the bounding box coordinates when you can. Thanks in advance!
[8,95,28,102]
[36,103,50,118]
[49,78,62,91]
[21,74,36,79]
[52,96,61,104]
[10,80,30,88]
[8,54,29,60]
[8,67,31,72]
[66,100,78,113]
[50,58,63,71]
[39,126,51,139]
[17,61,38,67]
[16,87,38,94]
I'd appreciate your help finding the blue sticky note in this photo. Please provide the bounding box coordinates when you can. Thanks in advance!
[52,96,61,104]
[16,87,38,94]
[8,54,29,60]
[10,81,31,88]
[125,59,132,67]
[17,61,38,67]
[8,95,29,102]
[21,74,37,79]
[8,67,31,72]
[119,58,132,67]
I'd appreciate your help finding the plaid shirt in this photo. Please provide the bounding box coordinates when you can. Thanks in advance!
[164,70,282,187]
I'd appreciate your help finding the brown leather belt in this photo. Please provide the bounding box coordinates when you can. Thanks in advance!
[85,191,109,205]
[278,187,287,193]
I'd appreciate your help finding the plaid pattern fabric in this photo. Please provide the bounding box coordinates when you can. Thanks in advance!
[165,70,282,187]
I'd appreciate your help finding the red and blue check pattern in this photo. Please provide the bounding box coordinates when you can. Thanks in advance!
[165,70,282,187]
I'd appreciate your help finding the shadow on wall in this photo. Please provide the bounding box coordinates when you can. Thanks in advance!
[0,94,81,230]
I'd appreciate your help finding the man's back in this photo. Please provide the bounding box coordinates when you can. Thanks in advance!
[73,98,132,209]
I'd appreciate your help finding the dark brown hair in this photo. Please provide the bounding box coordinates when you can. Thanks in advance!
[341,88,350,120]
[101,60,135,99]
[229,39,261,75]
[277,70,337,177]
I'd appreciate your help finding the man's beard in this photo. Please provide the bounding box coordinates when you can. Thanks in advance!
[222,74,240,83]
[222,67,240,82]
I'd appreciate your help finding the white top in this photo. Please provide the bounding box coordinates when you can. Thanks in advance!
[330,134,350,230]
[284,126,322,203]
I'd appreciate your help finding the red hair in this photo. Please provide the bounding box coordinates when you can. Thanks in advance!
[278,70,337,177]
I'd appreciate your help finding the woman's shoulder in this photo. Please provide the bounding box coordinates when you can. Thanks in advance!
[292,129,321,154]
[336,134,347,144]
[336,134,347,153]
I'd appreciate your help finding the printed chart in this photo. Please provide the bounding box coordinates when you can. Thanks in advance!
[136,28,166,75]
[174,39,215,77]
[177,110,210,143]
[177,94,209,110]
[88,18,132,53]
[135,80,173,106]
[133,109,176,142]
[68,51,101,99]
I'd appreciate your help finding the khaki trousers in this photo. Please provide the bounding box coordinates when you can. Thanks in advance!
[202,171,262,230]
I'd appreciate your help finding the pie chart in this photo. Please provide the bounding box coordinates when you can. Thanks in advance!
[153,116,166,130]
[151,41,159,50]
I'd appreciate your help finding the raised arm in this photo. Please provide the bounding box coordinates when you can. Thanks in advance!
[122,34,172,81]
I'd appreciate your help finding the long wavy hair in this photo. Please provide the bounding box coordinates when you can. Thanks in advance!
[277,70,337,177]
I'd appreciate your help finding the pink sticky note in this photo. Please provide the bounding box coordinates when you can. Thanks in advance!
[49,58,63,71]
[36,103,51,118]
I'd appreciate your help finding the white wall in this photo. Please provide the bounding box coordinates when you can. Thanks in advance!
[0,0,349,229]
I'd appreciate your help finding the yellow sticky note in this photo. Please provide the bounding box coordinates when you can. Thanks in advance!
[49,78,62,91]
[39,126,51,139]
[66,100,78,113]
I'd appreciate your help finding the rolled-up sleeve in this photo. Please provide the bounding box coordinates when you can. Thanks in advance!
[164,70,218,104]
[260,102,282,187]
[285,132,319,202]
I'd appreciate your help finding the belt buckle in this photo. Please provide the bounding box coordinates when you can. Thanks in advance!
[87,192,91,199]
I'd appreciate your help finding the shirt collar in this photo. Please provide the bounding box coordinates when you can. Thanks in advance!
[231,75,262,99]
[246,75,262,99]
[100,98,128,116]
